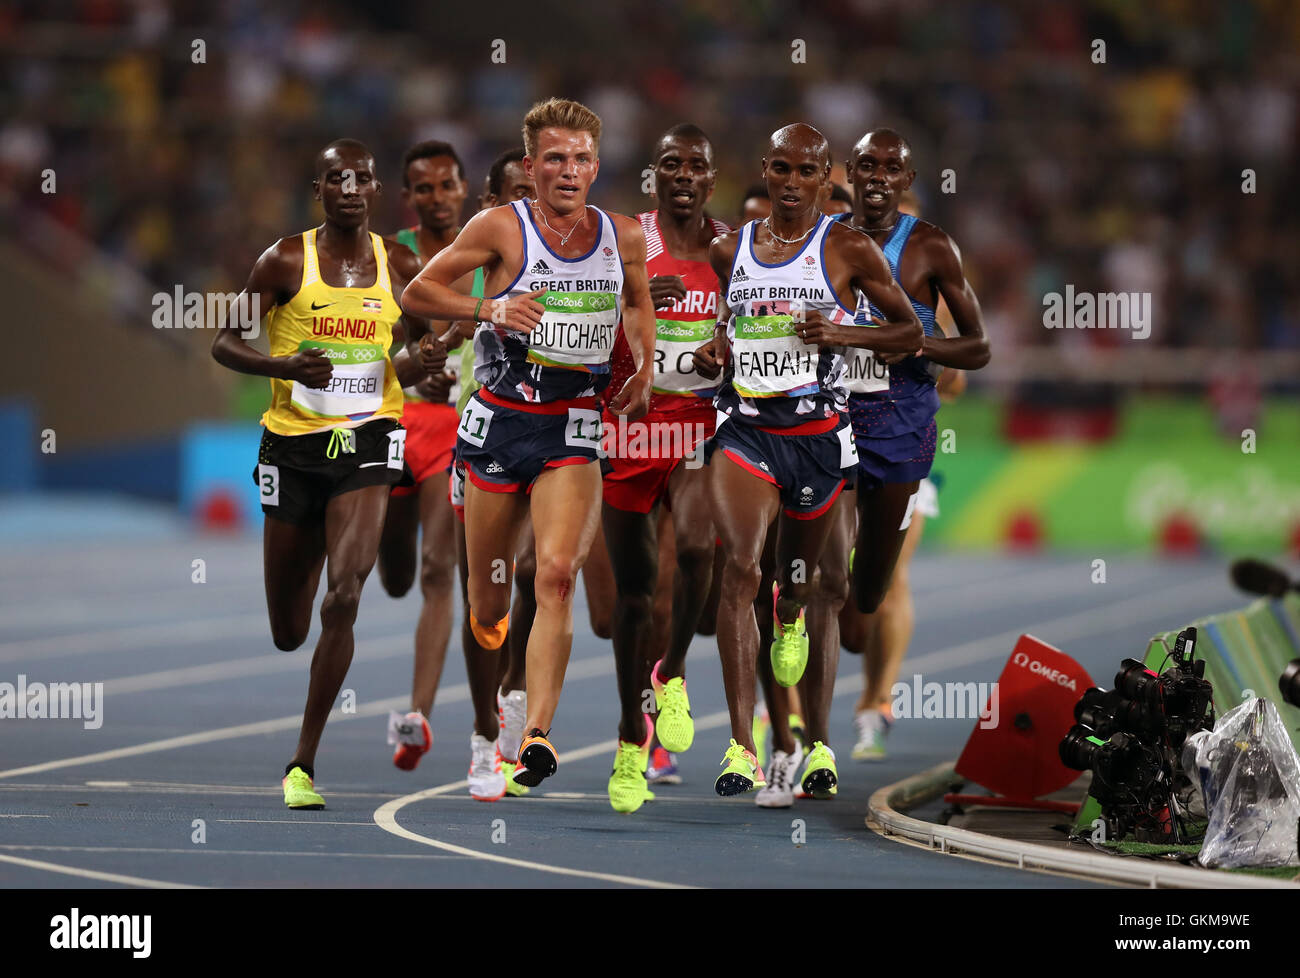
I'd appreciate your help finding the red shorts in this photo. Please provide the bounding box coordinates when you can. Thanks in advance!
[391,400,458,497]
[602,397,716,514]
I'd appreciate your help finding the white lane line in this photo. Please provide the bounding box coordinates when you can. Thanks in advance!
[0,844,459,860]
[0,814,50,818]
[0,852,200,889]
[0,654,616,781]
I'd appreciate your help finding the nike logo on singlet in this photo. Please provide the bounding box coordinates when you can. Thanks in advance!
[311,301,335,310]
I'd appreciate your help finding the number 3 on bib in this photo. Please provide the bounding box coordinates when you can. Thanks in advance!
[565,408,604,449]
[458,398,495,447]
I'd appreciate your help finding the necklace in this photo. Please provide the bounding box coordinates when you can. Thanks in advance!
[763,216,816,246]
[533,201,588,247]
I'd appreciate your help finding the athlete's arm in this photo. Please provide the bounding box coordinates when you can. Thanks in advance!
[210,237,332,388]
[915,229,989,370]
[388,241,448,377]
[400,207,545,332]
[606,214,653,421]
[692,232,738,380]
[799,227,922,353]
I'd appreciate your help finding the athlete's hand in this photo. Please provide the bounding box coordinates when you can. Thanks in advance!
[878,347,924,365]
[419,332,448,375]
[417,370,456,402]
[489,288,547,333]
[648,275,687,310]
[692,339,725,380]
[794,310,850,348]
[607,370,652,422]
[282,348,333,389]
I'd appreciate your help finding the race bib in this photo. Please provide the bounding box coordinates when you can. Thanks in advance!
[458,397,495,447]
[837,424,859,469]
[257,464,280,507]
[525,291,619,367]
[290,341,386,418]
[564,408,604,449]
[450,461,466,508]
[386,429,407,469]
[730,314,819,397]
[653,318,717,394]
[843,348,890,394]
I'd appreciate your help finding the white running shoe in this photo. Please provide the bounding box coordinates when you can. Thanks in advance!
[852,709,893,761]
[468,733,506,801]
[497,689,527,762]
[755,747,803,808]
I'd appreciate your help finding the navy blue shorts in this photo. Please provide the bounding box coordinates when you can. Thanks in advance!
[456,390,607,494]
[848,396,937,490]
[706,414,855,519]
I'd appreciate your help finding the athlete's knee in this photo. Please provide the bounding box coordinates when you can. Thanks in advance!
[720,557,762,606]
[814,562,850,608]
[320,575,365,630]
[616,588,655,630]
[269,617,310,652]
[378,560,415,599]
[854,574,890,615]
[676,539,714,586]
[534,552,581,608]
[418,546,456,597]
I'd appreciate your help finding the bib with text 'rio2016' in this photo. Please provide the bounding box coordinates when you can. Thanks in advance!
[262,228,404,436]
[716,214,854,428]
[472,198,624,405]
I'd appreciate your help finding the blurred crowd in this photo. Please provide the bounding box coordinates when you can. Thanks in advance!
[3,0,1298,384]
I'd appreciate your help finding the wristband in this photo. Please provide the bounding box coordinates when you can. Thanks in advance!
[474,297,484,321]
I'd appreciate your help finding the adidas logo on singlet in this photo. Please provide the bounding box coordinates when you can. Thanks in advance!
[529,259,552,275]
[732,265,749,283]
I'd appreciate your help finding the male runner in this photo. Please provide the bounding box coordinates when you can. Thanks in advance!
[837,129,989,757]
[599,123,731,812]
[211,139,447,809]
[693,124,921,797]
[403,98,655,789]
[377,140,469,778]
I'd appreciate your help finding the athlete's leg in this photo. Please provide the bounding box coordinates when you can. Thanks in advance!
[852,480,921,614]
[288,484,389,770]
[602,501,659,744]
[710,452,780,751]
[263,517,326,652]
[660,461,715,679]
[860,510,925,712]
[503,520,535,694]
[802,491,854,746]
[455,517,501,739]
[409,476,457,716]
[376,492,418,598]
[695,544,725,637]
[754,524,797,755]
[463,480,530,630]
[650,507,675,668]
[523,461,604,735]
[582,521,615,640]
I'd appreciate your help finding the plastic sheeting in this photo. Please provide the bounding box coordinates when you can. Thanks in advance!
[1183,697,1300,868]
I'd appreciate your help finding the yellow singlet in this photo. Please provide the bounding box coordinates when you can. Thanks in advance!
[261,228,404,436]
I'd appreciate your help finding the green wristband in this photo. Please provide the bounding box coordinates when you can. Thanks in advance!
[474,297,484,321]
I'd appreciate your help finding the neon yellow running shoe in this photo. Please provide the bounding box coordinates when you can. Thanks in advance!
[752,712,771,771]
[771,584,809,687]
[499,759,531,796]
[607,715,654,813]
[282,766,324,810]
[651,658,694,753]
[715,738,766,796]
[800,741,839,799]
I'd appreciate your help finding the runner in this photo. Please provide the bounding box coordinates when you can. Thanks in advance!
[377,140,469,779]
[402,98,656,789]
[835,130,990,758]
[211,139,447,810]
[693,123,922,798]
[598,123,731,811]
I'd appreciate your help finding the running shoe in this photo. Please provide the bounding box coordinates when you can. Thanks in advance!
[498,757,530,796]
[513,728,558,787]
[800,741,838,799]
[607,716,655,813]
[651,658,694,752]
[852,708,893,761]
[770,584,809,687]
[752,711,771,771]
[755,746,803,809]
[715,739,766,796]
[388,710,432,771]
[468,733,506,801]
[497,689,530,796]
[646,746,681,785]
[282,766,324,810]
